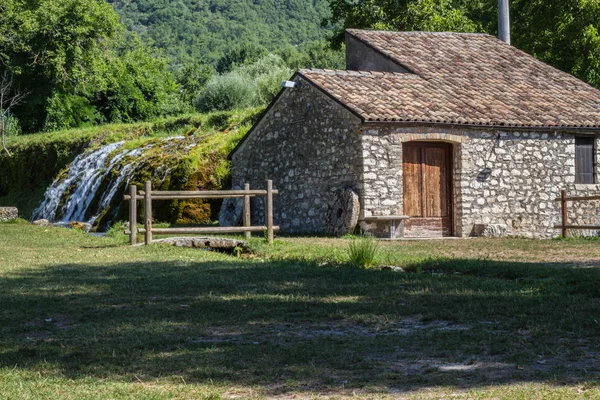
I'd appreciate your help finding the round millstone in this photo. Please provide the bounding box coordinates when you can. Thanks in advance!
[326,188,360,237]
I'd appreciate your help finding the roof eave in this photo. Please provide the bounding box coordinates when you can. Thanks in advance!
[361,120,600,133]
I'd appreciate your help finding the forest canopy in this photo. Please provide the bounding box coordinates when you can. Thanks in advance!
[108,0,336,67]
[3,0,600,135]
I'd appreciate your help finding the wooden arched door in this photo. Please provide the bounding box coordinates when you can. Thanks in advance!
[402,142,453,237]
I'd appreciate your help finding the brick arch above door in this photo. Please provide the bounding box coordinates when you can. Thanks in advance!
[400,132,467,143]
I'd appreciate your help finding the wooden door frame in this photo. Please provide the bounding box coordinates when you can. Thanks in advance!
[402,141,455,236]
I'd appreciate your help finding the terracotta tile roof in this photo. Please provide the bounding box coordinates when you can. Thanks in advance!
[297,30,600,129]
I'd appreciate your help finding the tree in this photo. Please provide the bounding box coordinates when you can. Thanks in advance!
[177,63,214,106]
[0,71,26,156]
[325,0,480,47]
[216,43,268,74]
[0,0,182,132]
[509,0,600,88]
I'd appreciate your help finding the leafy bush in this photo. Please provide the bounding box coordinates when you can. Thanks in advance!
[278,41,346,70]
[216,43,268,74]
[194,73,255,113]
[177,63,214,106]
[348,235,380,269]
[44,93,103,131]
[195,54,292,113]
[1,113,22,137]
[236,54,292,105]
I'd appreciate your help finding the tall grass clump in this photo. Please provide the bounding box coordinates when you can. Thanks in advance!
[348,235,380,268]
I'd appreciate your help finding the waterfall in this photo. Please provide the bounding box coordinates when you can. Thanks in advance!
[33,136,191,229]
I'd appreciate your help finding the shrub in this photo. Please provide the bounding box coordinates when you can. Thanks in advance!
[216,43,268,74]
[348,235,380,268]
[44,93,103,131]
[194,73,255,113]
[236,54,292,105]
[2,113,22,136]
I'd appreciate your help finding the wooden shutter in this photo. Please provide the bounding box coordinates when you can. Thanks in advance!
[575,137,595,184]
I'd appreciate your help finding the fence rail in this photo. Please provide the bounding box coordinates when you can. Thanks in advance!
[554,189,600,238]
[124,180,279,245]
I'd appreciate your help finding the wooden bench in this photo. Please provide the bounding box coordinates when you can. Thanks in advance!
[360,215,410,239]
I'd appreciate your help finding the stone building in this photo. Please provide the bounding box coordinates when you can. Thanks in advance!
[230,29,600,238]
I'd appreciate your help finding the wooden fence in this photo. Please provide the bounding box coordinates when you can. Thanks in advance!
[124,180,279,245]
[555,189,600,238]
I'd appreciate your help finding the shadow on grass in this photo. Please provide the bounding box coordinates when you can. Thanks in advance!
[0,257,599,394]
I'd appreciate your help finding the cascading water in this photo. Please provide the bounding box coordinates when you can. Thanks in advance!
[33,136,194,230]
[34,142,126,223]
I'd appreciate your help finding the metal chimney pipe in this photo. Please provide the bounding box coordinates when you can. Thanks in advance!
[498,0,511,44]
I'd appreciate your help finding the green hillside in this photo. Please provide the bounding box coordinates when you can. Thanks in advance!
[108,0,334,66]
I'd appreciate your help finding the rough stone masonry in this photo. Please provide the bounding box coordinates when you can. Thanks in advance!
[0,207,18,223]
[231,76,600,239]
[359,126,600,238]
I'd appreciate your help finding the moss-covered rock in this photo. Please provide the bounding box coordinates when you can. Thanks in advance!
[0,109,262,228]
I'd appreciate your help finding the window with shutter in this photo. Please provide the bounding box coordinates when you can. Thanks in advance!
[575,137,595,184]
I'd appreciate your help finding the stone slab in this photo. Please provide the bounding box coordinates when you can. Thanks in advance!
[152,237,248,251]
[0,207,18,222]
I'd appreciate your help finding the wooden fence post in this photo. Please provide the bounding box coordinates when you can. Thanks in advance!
[145,180,153,245]
[129,185,137,245]
[561,189,568,239]
[266,179,274,245]
[243,183,251,240]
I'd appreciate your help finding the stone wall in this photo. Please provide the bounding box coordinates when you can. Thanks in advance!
[232,84,600,239]
[359,125,600,238]
[231,76,363,234]
[0,207,18,223]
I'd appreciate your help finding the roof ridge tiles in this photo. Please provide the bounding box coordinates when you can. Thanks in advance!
[346,28,494,38]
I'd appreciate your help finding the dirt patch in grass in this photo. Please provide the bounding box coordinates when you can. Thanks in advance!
[191,317,471,345]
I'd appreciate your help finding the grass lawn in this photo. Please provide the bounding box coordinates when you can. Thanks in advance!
[0,221,599,399]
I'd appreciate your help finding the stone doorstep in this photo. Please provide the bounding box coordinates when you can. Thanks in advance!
[0,207,18,223]
[138,237,248,251]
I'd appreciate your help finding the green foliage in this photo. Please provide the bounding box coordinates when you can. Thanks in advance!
[277,41,346,70]
[236,54,293,105]
[326,0,479,47]
[44,93,103,131]
[177,63,214,106]
[194,74,256,113]
[1,113,21,137]
[0,0,182,133]
[196,54,292,113]
[108,0,335,67]
[216,43,268,74]
[348,235,380,268]
[93,35,183,123]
